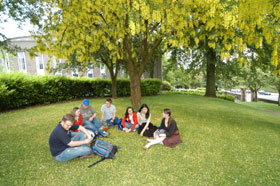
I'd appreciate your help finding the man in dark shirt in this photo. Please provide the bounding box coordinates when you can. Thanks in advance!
[49,113,93,162]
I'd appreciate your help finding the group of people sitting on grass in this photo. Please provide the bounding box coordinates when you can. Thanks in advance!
[49,98,183,162]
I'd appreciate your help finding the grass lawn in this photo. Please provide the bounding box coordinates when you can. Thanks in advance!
[0,94,279,186]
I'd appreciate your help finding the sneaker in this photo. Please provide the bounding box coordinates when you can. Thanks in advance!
[101,131,110,137]
[102,126,109,132]
[79,154,95,159]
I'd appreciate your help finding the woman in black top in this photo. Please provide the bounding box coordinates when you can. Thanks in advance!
[144,108,182,150]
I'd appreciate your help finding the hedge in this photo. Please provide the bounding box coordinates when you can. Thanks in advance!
[160,81,172,91]
[0,72,161,111]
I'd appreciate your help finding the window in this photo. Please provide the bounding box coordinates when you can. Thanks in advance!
[87,67,94,78]
[72,68,79,77]
[54,59,62,75]
[100,64,106,78]
[17,52,27,73]
[1,53,10,73]
[35,54,45,75]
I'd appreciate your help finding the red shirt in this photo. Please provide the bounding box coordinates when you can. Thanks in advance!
[72,114,83,132]
[122,112,138,130]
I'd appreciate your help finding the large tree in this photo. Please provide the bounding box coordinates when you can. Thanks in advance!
[32,0,178,108]
[31,0,280,108]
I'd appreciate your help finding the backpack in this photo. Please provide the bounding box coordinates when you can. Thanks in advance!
[117,118,123,130]
[88,138,120,168]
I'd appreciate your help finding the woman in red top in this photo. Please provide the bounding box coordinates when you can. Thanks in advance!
[122,106,139,133]
[71,107,96,138]
[71,107,84,133]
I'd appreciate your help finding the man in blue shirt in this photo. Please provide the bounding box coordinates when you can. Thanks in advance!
[49,113,94,162]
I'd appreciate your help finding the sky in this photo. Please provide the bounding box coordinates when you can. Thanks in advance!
[0,17,33,39]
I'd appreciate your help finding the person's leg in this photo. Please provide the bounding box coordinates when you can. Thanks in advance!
[83,120,105,134]
[131,124,139,132]
[105,118,114,128]
[124,122,133,130]
[112,117,119,125]
[144,137,165,149]
[54,133,93,162]
[70,132,79,137]
[92,118,103,129]
[83,120,96,131]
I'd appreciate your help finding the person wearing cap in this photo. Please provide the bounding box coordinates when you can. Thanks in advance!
[79,99,109,137]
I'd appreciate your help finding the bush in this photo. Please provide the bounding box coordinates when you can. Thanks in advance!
[141,78,162,96]
[161,81,172,91]
[0,72,162,111]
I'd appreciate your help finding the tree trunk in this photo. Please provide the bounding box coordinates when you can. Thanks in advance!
[241,88,246,102]
[205,49,216,97]
[129,74,142,109]
[111,76,117,99]
[106,64,118,99]
[251,90,258,102]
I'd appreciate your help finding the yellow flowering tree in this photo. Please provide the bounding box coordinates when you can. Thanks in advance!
[32,0,280,107]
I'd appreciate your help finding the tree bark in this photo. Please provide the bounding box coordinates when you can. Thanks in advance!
[205,49,216,97]
[240,88,246,102]
[111,75,117,99]
[129,73,142,109]
[251,90,258,102]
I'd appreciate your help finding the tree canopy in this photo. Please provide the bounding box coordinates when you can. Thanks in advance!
[30,0,280,107]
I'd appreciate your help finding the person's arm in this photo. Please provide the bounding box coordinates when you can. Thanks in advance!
[67,125,92,147]
[111,112,116,122]
[137,113,141,125]
[165,122,176,137]
[68,139,91,147]
[140,115,151,136]
[158,119,164,129]
[78,125,92,139]
[89,106,97,121]
[129,113,138,131]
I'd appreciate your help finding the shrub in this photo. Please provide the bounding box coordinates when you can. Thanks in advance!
[0,72,162,111]
[161,81,172,91]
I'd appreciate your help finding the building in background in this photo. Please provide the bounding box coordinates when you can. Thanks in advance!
[0,36,162,79]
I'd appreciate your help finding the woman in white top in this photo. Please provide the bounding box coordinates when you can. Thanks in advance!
[137,104,157,137]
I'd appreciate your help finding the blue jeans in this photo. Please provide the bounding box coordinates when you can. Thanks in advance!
[124,121,139,132]
[54,133,93,162]
[105,117,119,126]
[83,118,104,135]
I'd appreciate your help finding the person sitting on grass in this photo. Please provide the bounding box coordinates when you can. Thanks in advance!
[79,99,109,137]
[100,98,118,127]
[144,108,182,150]
[70,107,95,137]
[49,113,94,162]
[122,106,139,133]
[137,104,157,137]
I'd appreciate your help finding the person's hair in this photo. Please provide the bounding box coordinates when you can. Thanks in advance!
[138,104,150,119]
[164,108,173,128]
[106,98,112,103]
[125,106,134,117]
[71,107,82,123]
[62,113,74,123]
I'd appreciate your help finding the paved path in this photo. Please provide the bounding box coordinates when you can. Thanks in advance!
[227,91,279,103]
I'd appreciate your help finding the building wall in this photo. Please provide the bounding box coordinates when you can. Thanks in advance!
[1,36,162,79]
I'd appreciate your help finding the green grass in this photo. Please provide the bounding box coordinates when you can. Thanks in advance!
[0,94,279,186]
[240,101,280,113]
